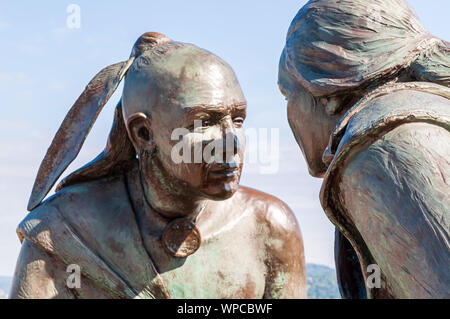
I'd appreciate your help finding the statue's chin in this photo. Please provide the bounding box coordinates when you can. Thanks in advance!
[304,156,328,178]
[308,166,326,178]
[201,182,239,201]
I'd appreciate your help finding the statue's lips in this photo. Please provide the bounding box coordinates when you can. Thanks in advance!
[207,163,239,180]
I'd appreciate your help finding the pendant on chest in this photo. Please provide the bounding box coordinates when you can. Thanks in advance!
[162,218,202,258]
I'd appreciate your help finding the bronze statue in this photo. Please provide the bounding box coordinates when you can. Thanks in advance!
[11,32,306,298]
[279,0,449,298]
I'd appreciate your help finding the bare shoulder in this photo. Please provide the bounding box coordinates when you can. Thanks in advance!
[233,186,306,298]
[234,186,302,237]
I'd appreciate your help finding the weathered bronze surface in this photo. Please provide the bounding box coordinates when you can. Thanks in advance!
[279,0,449,298]
[10,32,306,298]
[162,218,202,258]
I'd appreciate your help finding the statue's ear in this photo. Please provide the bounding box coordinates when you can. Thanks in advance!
[127,112,156,156]
[27,57,135,211]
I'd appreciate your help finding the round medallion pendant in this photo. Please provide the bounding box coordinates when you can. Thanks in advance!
[162,218,202,258]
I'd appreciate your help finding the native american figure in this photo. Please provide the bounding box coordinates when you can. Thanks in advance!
[11,33,306,298]
[279,0,449,298]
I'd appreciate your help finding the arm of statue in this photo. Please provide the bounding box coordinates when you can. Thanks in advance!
[263,201,307,299]
[9,239,76,299]
[340,122,450,298]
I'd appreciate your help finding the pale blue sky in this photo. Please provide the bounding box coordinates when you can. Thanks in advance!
[0,1,448,276]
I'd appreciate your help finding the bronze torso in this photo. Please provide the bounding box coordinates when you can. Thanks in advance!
[15,163,304,298]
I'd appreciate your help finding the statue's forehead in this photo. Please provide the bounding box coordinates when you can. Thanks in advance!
[123,44,245,117]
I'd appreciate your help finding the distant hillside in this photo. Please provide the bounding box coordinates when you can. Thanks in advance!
[0,263,341,299]
[306,264,341,299]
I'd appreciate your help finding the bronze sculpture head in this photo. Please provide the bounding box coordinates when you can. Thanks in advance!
[278,0,449,177]
[28,32,247,215]
[123,34,246,203]
[12,32,306,299]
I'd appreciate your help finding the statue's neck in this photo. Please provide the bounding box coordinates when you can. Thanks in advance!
[137,158,207,221]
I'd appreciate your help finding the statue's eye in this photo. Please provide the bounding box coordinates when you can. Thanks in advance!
[187,118,214,131]
[232,117,244,128]
[202,119,214,127]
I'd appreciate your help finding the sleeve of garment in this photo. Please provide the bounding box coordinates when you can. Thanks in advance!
[339,121,450,298]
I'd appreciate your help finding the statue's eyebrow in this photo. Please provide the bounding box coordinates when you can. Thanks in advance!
[185,102,247,117]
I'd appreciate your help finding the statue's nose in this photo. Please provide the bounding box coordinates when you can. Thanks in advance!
[222,132,239,156]
[221,119,239,155]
